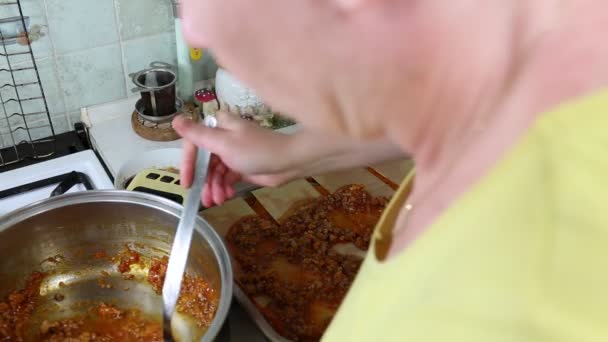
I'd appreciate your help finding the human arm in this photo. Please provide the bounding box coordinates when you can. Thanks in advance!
[172,112,406,207]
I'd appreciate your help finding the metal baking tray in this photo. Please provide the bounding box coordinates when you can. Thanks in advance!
[207,201,295,342]
[233,286,292,342]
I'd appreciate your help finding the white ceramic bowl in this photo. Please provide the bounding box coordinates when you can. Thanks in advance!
[215,68,265,109]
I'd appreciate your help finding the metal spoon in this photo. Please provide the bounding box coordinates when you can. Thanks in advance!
[162,115,217,341]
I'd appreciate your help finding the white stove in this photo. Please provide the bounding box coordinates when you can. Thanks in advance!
[0,150,114,217]
[83,96,182,178]
[82,97,299,200]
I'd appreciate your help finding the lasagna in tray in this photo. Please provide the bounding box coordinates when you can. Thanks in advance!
[226,184,388,341]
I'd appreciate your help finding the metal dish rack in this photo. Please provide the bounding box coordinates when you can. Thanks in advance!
[0,0,55,167]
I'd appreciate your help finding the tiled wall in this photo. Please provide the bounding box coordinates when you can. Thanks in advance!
[0,0,216,148]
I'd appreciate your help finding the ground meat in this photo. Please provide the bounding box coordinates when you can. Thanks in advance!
[177,276,218,328]
[97,277,112,290]
[2,247,219,341]
[147,256,168,294]
[114,245,141,273]
[226,184,388,341]
[147,256,219,328]
[38,304,162,342]
[93,250,108,260]
[0,272,45,340]
[97,303,123,320]
[121,274,135,281]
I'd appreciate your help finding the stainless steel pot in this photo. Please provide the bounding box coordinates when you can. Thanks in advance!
[0,191,232,341]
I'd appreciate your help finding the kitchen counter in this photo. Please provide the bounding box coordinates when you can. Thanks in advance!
[85,97,299,179]
[85,97,181,177]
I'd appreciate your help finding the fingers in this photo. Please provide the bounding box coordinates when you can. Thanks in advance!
[199,160,242,207]
[222,170,241,199]
[201,159,221,207]
[224,184,236,199]
[201,182,213,208]
[201,157,221,207]
[215,111,249,130]
[173,115,231,154]
[211,162,227,205]
[224,170,242,185]
[180,140,197,188]
[244,171,295,188]
[175,112,276,205]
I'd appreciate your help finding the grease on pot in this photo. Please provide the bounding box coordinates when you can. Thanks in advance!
[0,245,220,341]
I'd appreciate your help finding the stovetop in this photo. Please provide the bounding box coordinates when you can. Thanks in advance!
[0,116,267,341]
[0,141,114,217]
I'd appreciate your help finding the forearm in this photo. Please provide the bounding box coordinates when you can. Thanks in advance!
[281,129,407,178]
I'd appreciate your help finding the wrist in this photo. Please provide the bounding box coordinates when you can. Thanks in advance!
[272,132,306,174]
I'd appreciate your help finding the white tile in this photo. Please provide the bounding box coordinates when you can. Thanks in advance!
[3,58,66,116]
[85,96,137,125]
[121,32,176,76]
[28,123,54,140]
[36,58,66,116]
[0,0,44,26]
[0,0,53,64]
[115,0,173,40]
[0,118,6,132]
[0,58,62,131]
[12,126,30,143]
[45,0,119,54]
[56,44,126,111]
[9,116,54,141]
[1,132,16,149]
[0,122,10,135]
[50,113,69,134]
[66,110,80,127]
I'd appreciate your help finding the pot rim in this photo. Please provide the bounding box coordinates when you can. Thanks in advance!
[0,190,233,342]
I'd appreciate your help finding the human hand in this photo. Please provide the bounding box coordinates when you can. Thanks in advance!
[173,112,297,207]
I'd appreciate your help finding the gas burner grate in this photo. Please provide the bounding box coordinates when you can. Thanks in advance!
[0,170,93,200]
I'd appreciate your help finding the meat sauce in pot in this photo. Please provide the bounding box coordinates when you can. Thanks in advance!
[0,247,218,341]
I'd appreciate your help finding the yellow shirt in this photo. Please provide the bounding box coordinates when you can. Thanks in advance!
[323,90,608,341]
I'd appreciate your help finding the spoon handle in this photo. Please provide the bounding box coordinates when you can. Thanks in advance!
[162,116,217,340]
